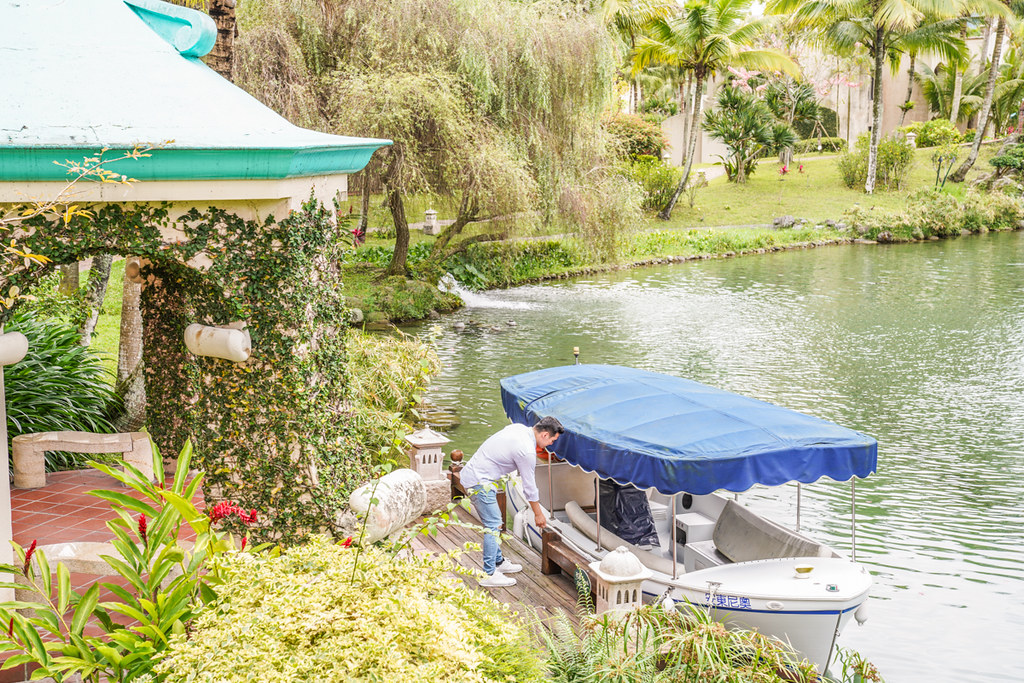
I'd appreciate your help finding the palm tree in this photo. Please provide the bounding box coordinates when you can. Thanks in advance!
[633,0,797,219]
[898,14,964,125]
[769,0,979,193]
[603,0,675,111]
[992,45,1024,132]
[951,0,1023,181]
[917,61,986,119]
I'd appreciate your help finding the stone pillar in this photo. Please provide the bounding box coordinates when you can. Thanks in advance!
[0,330,29,601]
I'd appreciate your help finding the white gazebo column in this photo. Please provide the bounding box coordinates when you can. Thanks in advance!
[405,427,451,514]
[589,546,652,619]
[0,330,29,601]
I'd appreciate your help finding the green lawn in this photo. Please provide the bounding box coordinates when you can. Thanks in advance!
[656,143,999,229]
[91,259,124,375]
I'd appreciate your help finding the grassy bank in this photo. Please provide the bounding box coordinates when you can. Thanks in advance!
[656,142,1000,229]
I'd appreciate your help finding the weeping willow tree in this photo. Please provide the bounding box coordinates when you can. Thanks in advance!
[235,0,633,275]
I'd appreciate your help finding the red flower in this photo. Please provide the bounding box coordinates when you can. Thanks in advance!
[22,540,37,574]
[340,537,354,548]
[207,501,260,527]
[241,536,248,551]
[798,164,805,173]
[137,514,148,544]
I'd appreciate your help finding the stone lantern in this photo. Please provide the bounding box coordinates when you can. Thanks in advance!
[589,546,652,617]
[423,209,440,235]
[405,427,450,481]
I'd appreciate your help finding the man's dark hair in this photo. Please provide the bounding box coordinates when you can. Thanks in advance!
[534,416,564,436]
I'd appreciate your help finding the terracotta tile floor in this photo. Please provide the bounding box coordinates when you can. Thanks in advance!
[3,469,203,683]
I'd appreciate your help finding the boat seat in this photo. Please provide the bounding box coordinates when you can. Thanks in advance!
[683,539,730,573]
[713,500,834,563]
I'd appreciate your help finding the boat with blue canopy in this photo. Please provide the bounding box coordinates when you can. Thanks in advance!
[501,364,878,495]
[493,364,877,674]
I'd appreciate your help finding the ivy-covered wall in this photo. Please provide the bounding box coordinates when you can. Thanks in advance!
[5,200,369,542]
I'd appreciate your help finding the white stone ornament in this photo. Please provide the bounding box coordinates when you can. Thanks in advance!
[184,321,251,362]
[589,546,652,617]
[405,427,450,481]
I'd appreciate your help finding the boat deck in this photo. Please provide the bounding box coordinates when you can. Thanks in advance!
[409,512,583,630]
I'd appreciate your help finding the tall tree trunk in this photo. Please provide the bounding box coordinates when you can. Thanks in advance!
[951,17,1005,182]
[865,29,885,194]
[979,18,993,77]
[900,53,916,126]
[382,147,410,276]
[358,175,371,236]
[680,77,691,166]
[57,263,79,295]
[384,190,410,276]
[206,0,236,80]
[659,72,704,220]
[78,253,113,346]
[116,258,146,431]
[949,22,968,124]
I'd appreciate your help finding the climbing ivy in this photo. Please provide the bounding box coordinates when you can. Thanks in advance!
[3,199,371,542]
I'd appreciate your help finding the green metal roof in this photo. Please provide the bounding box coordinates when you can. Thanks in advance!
[0,0,391,182]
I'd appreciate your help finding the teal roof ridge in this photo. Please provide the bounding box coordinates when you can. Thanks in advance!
[124,0,216,58]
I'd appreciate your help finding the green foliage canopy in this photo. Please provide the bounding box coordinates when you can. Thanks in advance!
[235,0,632,270]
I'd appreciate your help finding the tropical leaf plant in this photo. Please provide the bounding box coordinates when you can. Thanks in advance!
[0,441,257,683]
[4,309,122,471]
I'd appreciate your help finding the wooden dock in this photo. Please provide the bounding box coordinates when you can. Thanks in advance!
[410,512,584,629]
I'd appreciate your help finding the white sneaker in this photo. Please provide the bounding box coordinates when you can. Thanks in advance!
[496,559,523,574]
[479,572,517,588]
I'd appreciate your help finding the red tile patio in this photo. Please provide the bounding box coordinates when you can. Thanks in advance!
[3,468,203,683]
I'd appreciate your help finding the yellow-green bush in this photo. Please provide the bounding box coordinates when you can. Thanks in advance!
[156,538,544,682]
[345,330,440,462]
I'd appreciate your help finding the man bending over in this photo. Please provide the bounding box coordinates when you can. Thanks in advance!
[459,416,564,588]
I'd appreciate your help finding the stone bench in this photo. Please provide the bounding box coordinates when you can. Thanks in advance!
[12,431,154,489]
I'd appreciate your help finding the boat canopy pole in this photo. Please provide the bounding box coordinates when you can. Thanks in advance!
[796,483,802,531]
[548,454,555,521]
[671,493,678,580]
[595,477,602,552]
[850,479,857,561]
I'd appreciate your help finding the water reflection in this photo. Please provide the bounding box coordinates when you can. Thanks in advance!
[409,232,1024,680]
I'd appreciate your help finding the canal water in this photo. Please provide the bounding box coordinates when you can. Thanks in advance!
[406,231,1024,682]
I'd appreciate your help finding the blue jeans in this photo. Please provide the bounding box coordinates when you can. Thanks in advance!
[469,486,504,575]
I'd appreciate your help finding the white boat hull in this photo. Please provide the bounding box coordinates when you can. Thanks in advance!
[505,480,870,673]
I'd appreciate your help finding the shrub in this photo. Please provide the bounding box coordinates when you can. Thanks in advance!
[842,189,1024,241]
[16,270,90,328]
[794,137,847,154]
[835,133,913,191]
[4,309,121,471]
[794,106,839,138]
[604,113,668,160]
[900,119,962,148]
[541,602,819,682]
[344,330,439,462]
[989,142,1024,179]
[447,239,586,289]
[623,155,683,211]
[155,537,545,683]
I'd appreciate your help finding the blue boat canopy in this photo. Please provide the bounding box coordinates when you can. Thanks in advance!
[500,365,878,495]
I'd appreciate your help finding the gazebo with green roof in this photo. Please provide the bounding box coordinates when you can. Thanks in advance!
[0,0,394,574]
[0,0,390,218]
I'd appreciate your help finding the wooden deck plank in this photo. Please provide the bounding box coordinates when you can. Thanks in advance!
[409,512,582,630]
